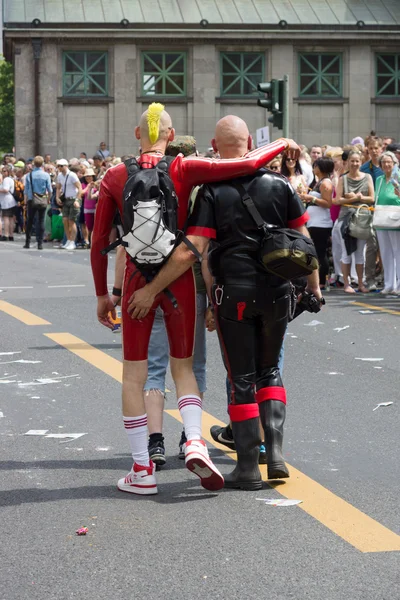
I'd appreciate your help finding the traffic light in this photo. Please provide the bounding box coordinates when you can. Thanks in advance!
[257,79,284,130]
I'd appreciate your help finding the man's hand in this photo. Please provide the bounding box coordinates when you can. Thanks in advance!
[111,294,122,307]
[97,294,116,329]
[283,139,300,160]
[205,306,216,332]
[56,199,62,206]
[306,285,323,302]
[127,285,156,320]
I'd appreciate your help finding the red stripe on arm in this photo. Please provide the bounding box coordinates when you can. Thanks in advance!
[186,226,216,239]
[288,212,309,229]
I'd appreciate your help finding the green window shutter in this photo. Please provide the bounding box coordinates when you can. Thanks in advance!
[220,52,264,97]
[142,52,186,96]
[299,53,342,98]
[63,52,108,97]
[376,54,400,97]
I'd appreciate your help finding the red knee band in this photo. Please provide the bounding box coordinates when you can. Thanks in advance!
[229,403,260,422]
[256,386,287,405]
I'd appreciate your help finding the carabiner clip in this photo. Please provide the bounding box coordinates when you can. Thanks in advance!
[215,285,224,306]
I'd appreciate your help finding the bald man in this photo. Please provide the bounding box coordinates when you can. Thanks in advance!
[129,115,320,490]
[91,105,297,495]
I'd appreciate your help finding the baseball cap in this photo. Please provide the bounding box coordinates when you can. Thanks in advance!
[14,161,25,168]
[350,136,364,146]
[57,159,68,166]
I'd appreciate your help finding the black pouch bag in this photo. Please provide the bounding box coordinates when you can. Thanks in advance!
[232,182,319,281]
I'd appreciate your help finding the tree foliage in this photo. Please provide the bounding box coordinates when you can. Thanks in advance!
[0,59,15,152]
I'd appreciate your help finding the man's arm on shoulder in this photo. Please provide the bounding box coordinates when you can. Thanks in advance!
[127,235,209,320]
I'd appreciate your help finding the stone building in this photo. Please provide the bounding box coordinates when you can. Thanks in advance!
[3,0,400,158]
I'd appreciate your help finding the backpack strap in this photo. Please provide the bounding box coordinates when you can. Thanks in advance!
[124,157,141,176]
[231,181,269,231]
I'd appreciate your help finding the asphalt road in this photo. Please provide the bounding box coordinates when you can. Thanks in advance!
[0,237,399,600]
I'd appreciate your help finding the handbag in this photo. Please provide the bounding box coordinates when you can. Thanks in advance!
[59,173,69,203]
[349,204,373,239]
[30,173,48,209]
[342,175,373,240]
[372,178,400,229]
[233,182,319,281]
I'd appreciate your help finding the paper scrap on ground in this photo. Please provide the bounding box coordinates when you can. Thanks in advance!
[257,498,303,507]
[373,402,393,411]
[304,320,324,327]
[45,433,87,441]
[373,367,383,370]
[0,374,16,380]
[0,411,4,418]
[0,380,16,384]
[359,310,375,314]
[0,351,22,356]
[334,326,350,333]
[19,375,79,387]
[355,357,384,362]
[31,396,40,399]
[328,372,344,375]
[24,430,49,435]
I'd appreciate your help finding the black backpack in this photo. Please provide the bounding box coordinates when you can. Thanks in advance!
[102,156,200,271]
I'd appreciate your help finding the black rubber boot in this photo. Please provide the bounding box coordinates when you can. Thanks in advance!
[259,400,289,480]
[224,417,262,491]
[23,239,30,249]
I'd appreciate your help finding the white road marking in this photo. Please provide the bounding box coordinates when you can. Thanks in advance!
[0,286,33,289]
[47,284,86,288]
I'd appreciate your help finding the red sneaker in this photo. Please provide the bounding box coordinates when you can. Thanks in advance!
[185,440,224,491]
[117,461,158,495]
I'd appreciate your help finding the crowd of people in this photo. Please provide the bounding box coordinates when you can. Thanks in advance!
[0,142,120,250]
[1,134,399,294]
[266,135,400,295]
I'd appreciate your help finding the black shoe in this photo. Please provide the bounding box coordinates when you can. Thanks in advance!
[0,236,7,241]
[148,434,166,468]
[23,242,30,249]
[37,243,43,250]
[224,417,262,491]
[178,430,187,459]
[210,424,236,450]
[8,236,14,241]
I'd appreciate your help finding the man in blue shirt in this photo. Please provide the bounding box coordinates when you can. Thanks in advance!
[360,136,383,186]
[360,136,383,290]
[23,155,52,250]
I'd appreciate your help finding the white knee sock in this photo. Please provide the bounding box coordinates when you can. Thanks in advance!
[178,395,202,441]
[123,415,150,467]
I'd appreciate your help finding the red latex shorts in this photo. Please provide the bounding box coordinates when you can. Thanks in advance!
[121,262,196,362]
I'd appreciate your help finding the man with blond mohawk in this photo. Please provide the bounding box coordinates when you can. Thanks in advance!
[91,102,299,495]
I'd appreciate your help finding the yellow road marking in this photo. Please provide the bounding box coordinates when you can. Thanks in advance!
[45,333,122,383]
[43,332,400,553]
[166,409,400,553]
[352,301,400,316]
[0,300,51,325]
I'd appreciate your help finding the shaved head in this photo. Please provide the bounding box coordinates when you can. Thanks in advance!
[212,115,251,159]
[136,104,174,152]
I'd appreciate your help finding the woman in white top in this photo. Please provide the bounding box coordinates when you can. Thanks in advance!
[300,157,334,288]
[0,164,16,241]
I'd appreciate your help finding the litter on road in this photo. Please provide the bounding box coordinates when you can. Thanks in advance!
[304,320,324,327]
[24,430,49,435]
[355,357,384,362]
[0,411,4,418]
[373,402,393,411]
[334,326,350,333]
[76,527,89,536]
[256,498,303,507]
[0,351,22,356]
[45,433,87,441]
[359,310,375,314]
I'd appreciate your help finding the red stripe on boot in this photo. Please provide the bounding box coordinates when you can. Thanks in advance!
[229,403,260,422]
[256,386,287,404]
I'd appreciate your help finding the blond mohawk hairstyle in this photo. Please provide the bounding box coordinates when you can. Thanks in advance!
[147,102,165,144]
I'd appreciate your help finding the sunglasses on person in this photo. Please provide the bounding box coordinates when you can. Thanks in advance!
[269,165,280,171]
